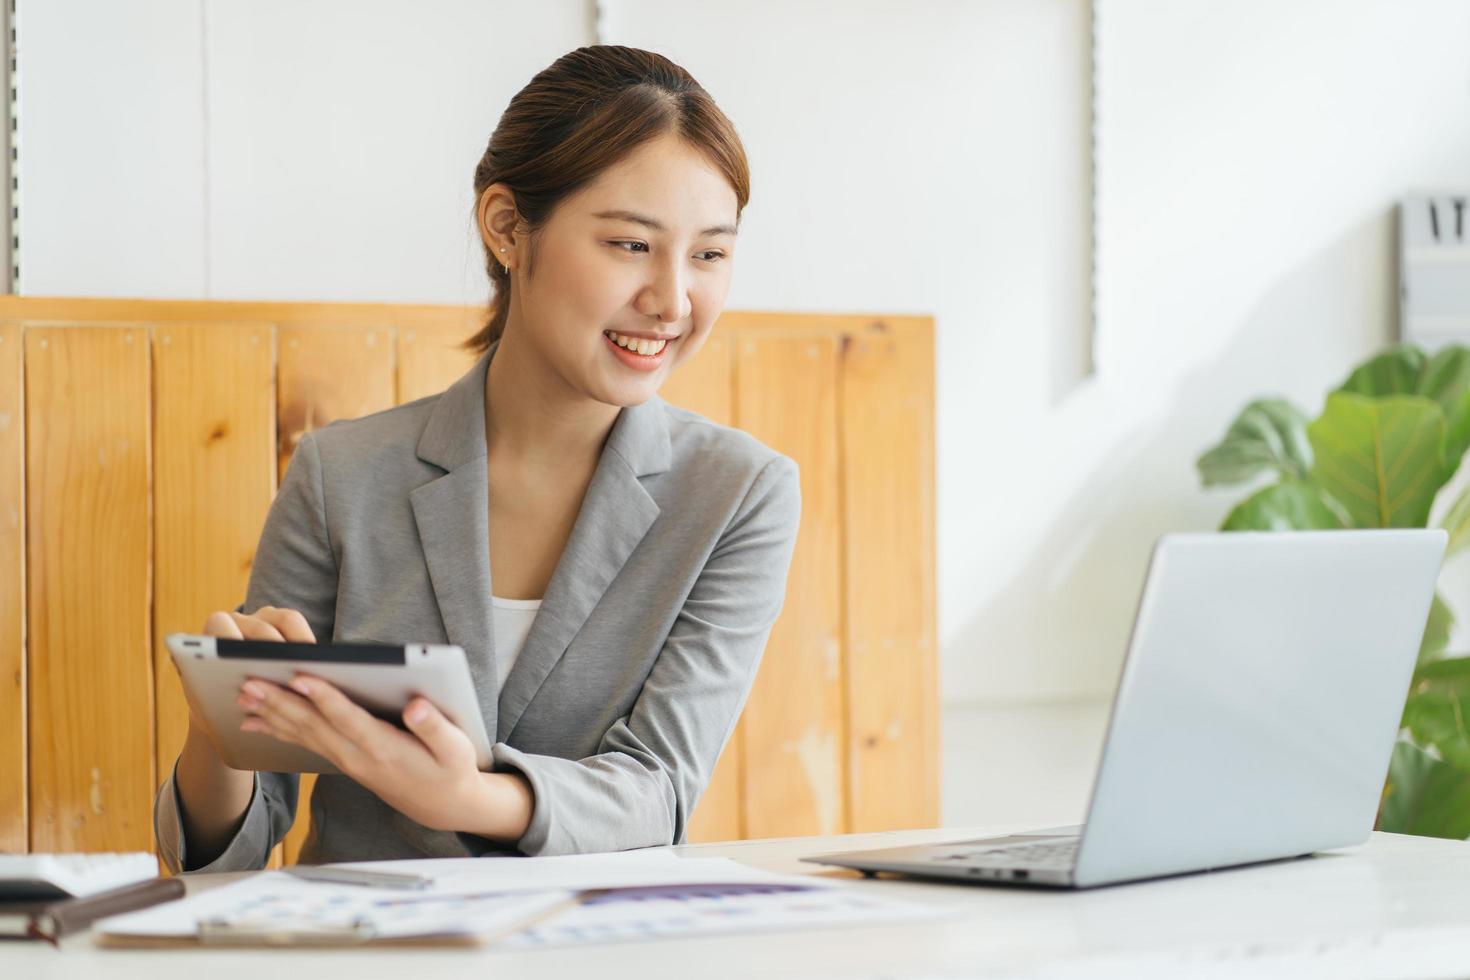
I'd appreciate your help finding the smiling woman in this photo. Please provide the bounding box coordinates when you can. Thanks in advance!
[155,45,803,871]
[477,131,739,398]
[466,47,748,362]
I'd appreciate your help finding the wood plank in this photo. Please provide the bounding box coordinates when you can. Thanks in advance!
[277,326,396,476]
[662,334,742,843]
[685,713,744,842]
[0,296,479,335]
[277,327,395,863]
[656,333,733,424]
[397,326,479,404]
[841,318,940,830]
[152,323,277,814]
[735,334,847,838]
[0,324,24,851]
[26,326,154,852]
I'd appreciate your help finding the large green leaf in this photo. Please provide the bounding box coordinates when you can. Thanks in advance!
[1413,347,1470,466]
[1219,479,1347,531]
[1418,593,1455,667]
[1379,739,1470,839]
[1197,399,1314,487]
[1209,343,1470,842]
[1402,656,1470,770]
[1441,480,1470,558]
[1337,345,1470,470]
[1307,393,1451,528]
[1338,345,1427,399]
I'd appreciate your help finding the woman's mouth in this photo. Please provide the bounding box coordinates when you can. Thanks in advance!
[604,330,674,372]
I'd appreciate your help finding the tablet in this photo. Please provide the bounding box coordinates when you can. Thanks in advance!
[165,633,493,774]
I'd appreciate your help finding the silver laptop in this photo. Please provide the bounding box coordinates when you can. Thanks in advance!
[804,529,1446,889]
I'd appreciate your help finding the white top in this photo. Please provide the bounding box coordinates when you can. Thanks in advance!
[491,595,542,689]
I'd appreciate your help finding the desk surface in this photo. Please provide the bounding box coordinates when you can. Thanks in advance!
[8,824,1470,979]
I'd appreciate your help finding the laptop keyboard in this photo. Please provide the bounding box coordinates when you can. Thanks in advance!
[934,838,1080,869]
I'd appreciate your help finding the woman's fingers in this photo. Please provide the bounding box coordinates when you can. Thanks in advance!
[208,606,315,643]
[240,679,356,766]
[289,675,412,764]
[203,610,244,639]
[253,606,316,643]
[227,611,285,642]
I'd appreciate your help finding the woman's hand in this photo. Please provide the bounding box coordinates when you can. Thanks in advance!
[171,606,312,867]
[183,606,315,758]
[236,674,486,833]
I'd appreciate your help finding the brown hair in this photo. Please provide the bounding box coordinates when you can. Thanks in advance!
[465,45,751,354]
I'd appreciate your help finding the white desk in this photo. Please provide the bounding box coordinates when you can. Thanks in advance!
[8,825,1470,979]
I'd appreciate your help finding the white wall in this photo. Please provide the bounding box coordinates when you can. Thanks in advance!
[19,0,207,296]
[17,0,588,301]
[601,0,1095,701]
[1089,0,1470,677]
[17,1,1470,710]
[203,1,589,303]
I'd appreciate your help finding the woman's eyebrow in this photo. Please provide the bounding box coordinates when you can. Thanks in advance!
[594,209,737,237]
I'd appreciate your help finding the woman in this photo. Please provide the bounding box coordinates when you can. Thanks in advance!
[154,45,801,871]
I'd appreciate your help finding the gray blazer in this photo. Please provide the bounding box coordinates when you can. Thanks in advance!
[155,342,801,871]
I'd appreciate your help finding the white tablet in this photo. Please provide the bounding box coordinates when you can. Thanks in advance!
[165,633,493,774]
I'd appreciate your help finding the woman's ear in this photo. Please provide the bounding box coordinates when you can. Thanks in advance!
[477,183,521,256]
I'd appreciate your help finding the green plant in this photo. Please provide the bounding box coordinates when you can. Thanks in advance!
[1197,344,1470,839]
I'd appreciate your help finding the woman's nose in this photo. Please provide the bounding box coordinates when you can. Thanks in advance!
[637,262,693,323]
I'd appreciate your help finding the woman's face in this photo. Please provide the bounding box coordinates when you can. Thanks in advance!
[506,133,740,407]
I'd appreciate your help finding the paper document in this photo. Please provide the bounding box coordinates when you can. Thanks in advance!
[96,851,949,948]
[503,880,952,950]
[95,872,575,945]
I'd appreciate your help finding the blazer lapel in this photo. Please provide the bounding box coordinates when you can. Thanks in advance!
[411,347,498,743]
[496,394,672,742]
[407,340,674,747]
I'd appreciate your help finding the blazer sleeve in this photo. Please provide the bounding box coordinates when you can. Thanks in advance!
[154,431,339,873]
[482,454,802,856]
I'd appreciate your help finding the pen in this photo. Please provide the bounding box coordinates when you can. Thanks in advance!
[283,865,433,890]
[198,916,378,946]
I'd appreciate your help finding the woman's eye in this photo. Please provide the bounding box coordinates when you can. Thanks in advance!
[696,250,726,262]
[612,240,648,253]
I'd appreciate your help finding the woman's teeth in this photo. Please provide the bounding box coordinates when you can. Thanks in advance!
[605,331,668,356]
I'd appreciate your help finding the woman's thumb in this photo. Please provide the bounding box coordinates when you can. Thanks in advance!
[404,698,451,752]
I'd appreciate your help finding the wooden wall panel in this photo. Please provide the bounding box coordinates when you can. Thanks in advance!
[0,324,25,852]
[277,327,395,864]
[397,327,479,405]
[277,326,395,477]
[26,327,154,852]
[735,335,847,838]
[661,335,743,843]
[0,299,936,851]
[842,318,940,830]
[152,324,277,807]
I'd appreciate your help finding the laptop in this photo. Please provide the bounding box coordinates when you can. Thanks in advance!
[804,529,1447,889]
